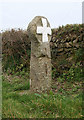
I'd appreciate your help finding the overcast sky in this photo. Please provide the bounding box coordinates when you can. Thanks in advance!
[0,0,83,31]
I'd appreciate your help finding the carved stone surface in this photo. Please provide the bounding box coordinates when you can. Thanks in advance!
[27,16,52,92]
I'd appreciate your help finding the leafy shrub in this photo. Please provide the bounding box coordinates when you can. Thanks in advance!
[2,29,31,73]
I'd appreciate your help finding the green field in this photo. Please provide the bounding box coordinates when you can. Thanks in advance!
[2,73,83,118]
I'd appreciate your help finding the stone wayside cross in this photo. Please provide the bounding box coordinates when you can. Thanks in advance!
[27,16,52,92]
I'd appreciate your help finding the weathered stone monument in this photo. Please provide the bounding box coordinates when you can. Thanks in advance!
[27,16,52,92]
